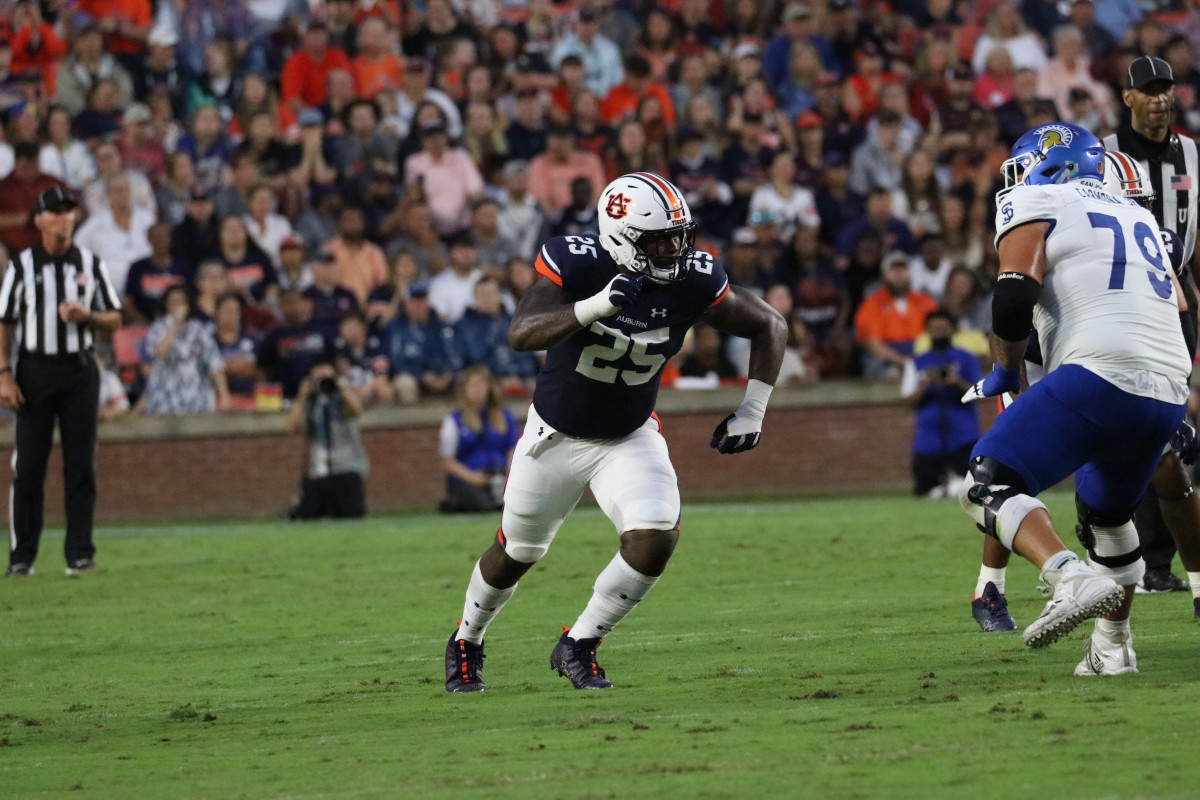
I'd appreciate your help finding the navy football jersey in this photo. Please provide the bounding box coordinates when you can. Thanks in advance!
[532,234,730,438]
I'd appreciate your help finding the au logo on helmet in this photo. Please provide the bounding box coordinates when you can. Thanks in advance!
[606,192,630,219]
[1037,124,1074,152]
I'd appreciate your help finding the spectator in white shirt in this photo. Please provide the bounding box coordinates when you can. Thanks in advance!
[243,183,293,268]
[550,5,624,98]
[908,233,954,301]
[972,2,1047,75]
[83,141,156,218]
[747,150,820,243]
[74,175,155,295]
[495,160,544,261]
[38,106,96,190]
[428,232,483,325]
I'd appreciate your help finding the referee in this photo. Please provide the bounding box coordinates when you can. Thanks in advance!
[1103,55,1200,596]
[0,186,121,577]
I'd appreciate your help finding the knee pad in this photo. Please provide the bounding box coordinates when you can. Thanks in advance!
[960,456,1046,550]
[622,498,679,533]
[1074,493,1138,552]
[1084,521,1145,586]
[1075,495,1143,585]
[496,516,555,564]
[498,533,550,564]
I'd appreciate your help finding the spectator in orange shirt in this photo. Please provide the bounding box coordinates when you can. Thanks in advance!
[843,41,903,123]
[600,55,676,127]
[9,1,68,97]
[74,0,152,75]
[281,20,352,116]
[527,126,608,215]
[548,55,587,124]
[854,252,938,378]
[351,16,404,99]
[324,205,389,306]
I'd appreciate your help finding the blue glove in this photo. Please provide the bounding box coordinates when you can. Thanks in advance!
[961,365,1021,403]
[607,273,648,309]
[1170,420,1199,466]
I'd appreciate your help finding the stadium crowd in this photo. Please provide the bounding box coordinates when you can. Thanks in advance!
[0,0,1192,414]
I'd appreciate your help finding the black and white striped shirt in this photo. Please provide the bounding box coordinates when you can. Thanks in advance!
[0,245,121,356]
[1103,127,1200,263]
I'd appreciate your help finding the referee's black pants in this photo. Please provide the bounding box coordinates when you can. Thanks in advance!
[9,353,100,567]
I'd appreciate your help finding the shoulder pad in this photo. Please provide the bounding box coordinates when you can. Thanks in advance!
[684,250,731,307]
[536,235,604,286]
[995,185,1060,245]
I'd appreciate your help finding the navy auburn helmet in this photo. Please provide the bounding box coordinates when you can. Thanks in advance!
[1000,122,1105,189]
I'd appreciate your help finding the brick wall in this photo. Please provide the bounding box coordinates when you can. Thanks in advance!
[0,396,996,524]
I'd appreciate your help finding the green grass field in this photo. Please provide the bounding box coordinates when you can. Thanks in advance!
[3,493,1199,800]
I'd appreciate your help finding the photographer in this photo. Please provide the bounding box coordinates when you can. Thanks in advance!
[900,310,981,499]
[287,360,368,520]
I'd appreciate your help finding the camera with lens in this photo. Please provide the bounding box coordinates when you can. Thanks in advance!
[316,376,340,395]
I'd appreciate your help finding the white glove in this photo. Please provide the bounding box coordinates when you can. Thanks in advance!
[710,379,772,454]
[574,273,648,326]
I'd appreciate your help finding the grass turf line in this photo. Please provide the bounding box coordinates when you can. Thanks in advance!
[1,493,1198,799]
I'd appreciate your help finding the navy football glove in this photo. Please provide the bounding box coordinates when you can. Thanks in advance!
[1170,420,1199,466]
[709,412,761,454]
[961,365,1021,403]
[607,273,648,309]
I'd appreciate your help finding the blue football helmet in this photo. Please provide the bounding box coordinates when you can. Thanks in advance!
[1000,123,1105,189]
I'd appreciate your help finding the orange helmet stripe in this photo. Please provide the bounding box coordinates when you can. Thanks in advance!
[633,171,683,212]
[1114,152,1138,184]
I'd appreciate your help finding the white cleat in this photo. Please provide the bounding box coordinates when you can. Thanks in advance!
[1074,631,1138,676]
[1023,561,1124,649]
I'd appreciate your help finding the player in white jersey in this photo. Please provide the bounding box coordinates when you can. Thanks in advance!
[960,124,1190,672]
[970,152,1200,664]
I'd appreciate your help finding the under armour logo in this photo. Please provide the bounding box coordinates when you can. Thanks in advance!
[650,308,667,318]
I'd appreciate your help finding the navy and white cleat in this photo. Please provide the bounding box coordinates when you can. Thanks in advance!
[971,581,1018,632]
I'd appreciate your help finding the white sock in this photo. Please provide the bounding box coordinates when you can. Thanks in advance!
[975,566,1007,598]
[1038,550,1078,590]
[1043,550,1078,572]
[1188,572,1200,598]
[568,553,659,641]
[456,562,516,644]
[1096,617,1130,641]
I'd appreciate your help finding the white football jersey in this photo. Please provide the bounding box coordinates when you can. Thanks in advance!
[994,180,1190,403]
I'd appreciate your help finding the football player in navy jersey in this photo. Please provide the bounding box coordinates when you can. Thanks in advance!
[445,173,788,692]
